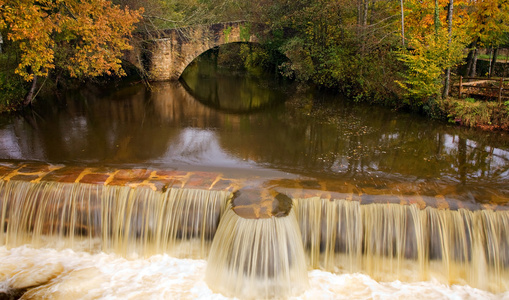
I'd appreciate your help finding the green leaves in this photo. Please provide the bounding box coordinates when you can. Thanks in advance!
[223,26,232,43]
[396,28,468,102]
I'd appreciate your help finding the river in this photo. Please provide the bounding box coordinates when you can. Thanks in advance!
[0,55,509,299]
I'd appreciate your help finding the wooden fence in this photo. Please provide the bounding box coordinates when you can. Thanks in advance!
[458,76,508,104]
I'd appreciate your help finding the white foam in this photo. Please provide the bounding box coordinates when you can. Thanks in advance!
[0,246,507,300]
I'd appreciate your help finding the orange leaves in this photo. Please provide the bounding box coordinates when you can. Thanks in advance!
[0,0,142,81]
[404,0,508,47]
[467,0,509,46]
[60,0,142,77]
[0,0,5,28]
[0,1,57,80]
[404,0,469,44]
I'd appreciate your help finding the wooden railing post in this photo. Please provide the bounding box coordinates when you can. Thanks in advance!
[459,76,463,98]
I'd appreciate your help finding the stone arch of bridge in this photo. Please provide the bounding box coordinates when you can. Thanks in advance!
[128,22,265,81]
[178,40,262,80]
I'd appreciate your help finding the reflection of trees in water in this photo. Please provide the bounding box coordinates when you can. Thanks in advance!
[218,94,509,190]
[9,84,174,163]
[2,79,508,199]
[181,54,287,113]
[6,81,248,165]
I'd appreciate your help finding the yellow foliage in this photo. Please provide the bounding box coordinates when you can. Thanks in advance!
[404,0,508,48]
[0,0,4,29]
[404,0,470,44]
[466,0,509,46]
[397,28,468,101]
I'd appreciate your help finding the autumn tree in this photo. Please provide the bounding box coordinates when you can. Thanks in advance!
[465,0,509,77]
[397,0,470,102]
[0,0,142,106]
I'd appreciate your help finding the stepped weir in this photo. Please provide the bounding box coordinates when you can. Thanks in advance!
[1,162,508,298]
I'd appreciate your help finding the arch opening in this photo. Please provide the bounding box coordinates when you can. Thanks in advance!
[179,42,294,113]
[180,42,291,80]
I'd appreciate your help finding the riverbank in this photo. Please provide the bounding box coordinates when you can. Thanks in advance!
[288,82,509,133]
[434,98,509,131]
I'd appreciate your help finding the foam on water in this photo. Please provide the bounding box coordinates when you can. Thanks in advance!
[1,246,507,300]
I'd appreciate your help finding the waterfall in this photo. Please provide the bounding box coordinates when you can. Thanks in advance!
[294,197,509,293]
[0,180,229,259]
[1,177,509,297]
[205,203,308,299]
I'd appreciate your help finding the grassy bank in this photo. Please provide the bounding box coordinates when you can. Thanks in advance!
[436,98,509,131]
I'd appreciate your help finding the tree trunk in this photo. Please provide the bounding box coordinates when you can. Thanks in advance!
[361,0,369,53]
[470,49,478,77]
[434,0,440,37]
[23,75,38,107]
[465,39,478,76]
[400,0,405,48]
[443,69,451,99]
[357,0,363,36]
[363,0,368,28]
[442,0,453,98]
[489,47,499,78]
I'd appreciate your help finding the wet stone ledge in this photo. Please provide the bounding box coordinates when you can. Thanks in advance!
[0,162,239,194]
[231,188,293,219]
[0,161,508,216]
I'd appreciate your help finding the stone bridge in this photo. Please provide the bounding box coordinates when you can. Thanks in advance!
[127,21,265,81]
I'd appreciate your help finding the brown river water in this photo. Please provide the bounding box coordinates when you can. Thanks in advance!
[1,62,508,207]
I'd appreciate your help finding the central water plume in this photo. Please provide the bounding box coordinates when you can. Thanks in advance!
[294,197,509,293]
[0,180,230,258]
[205,203,309,299]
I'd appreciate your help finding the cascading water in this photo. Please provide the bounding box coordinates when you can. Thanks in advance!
[205,203,308,299]
[0,180,229,259]
[293,197,509,293]
[1,172,509,298]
